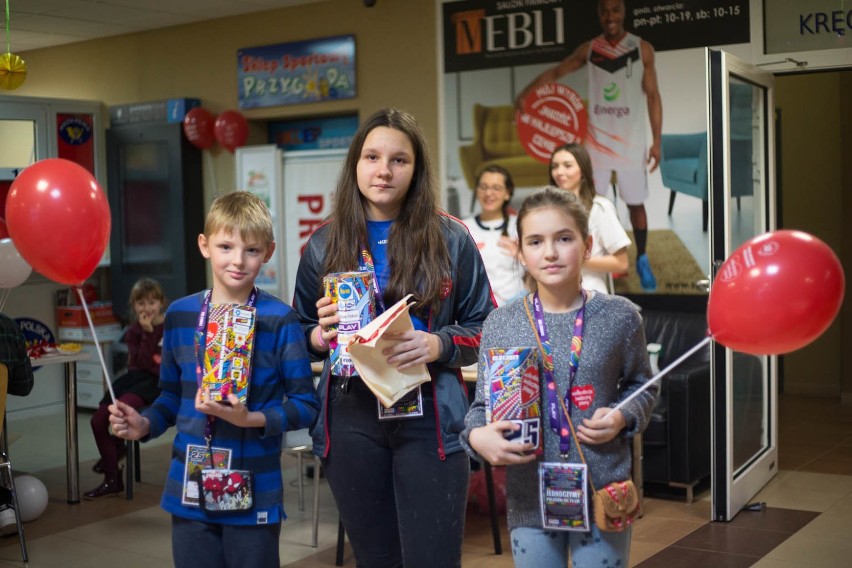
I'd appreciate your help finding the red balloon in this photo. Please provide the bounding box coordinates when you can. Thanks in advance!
[5,158,111,286]
[0,217,8,239]
[183,107,215,150]
[708,230,844,355]
[214,110,249,153]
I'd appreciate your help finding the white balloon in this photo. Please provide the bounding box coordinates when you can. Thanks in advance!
[0,238,32,288]
[14,475,49,522]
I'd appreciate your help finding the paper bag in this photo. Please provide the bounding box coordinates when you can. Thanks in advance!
[348,294,430,407]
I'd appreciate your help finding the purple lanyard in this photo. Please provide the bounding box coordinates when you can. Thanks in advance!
[194,288,257,438]
[531,290,586,457]
[360,248,387,313]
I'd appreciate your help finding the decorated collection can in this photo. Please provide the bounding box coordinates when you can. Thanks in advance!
[323,271,376,377]
[485,347,541,449]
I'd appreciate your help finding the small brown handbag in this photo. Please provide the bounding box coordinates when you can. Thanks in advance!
[592,479,640,532]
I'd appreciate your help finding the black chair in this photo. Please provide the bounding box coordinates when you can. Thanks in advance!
[282,428,321,548]
[106,328,145,500]
[465,373,503,555]
[0,364,28,563]
[124,439,142,499]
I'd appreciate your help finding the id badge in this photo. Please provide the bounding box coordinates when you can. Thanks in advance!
[539,462,590,532]
[183,444,232,506]
[378,386,424,420]
[199,469,254,512]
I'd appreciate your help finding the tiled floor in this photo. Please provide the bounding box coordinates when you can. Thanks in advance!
[0,392,850,567]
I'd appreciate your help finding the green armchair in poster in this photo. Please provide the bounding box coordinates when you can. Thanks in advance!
[660,132,709,231]
[458,104,548,195]
[660,131,754,232]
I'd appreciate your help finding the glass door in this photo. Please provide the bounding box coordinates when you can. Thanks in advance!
[707,49,777,522]
[106,123,205,319]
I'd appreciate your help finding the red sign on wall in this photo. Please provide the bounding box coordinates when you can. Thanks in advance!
[56,113,95,175]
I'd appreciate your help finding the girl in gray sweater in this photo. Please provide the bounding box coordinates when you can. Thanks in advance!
[462,187,658,567]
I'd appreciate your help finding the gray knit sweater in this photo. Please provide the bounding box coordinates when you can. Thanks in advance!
[461,292,658,531]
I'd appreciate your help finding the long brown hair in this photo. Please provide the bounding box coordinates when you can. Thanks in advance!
[548,143,597,212]
[323,108,450,314]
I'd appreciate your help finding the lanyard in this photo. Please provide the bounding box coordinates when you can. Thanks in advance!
[360,248,387,313]
[194,288,257,440]
[530,290,586,457]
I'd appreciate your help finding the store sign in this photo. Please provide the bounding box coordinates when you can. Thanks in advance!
[268,115,358,151]
[237,35,356,109]
[443,0,749,73]
[764,0,850,54]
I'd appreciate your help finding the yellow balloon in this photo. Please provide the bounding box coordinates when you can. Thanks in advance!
[0,52,27,91]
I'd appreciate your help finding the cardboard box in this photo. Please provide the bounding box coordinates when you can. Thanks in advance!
[55,304,117,327]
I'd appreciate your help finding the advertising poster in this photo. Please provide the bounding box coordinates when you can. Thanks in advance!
[237,35,356,109]
[441,0,750,296]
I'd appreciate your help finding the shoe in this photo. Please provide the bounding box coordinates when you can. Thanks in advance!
[0,508,17,536]
[636,254,657,292]
[83,475,124,500]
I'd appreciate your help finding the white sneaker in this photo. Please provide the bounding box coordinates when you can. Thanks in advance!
[0,507,18,536]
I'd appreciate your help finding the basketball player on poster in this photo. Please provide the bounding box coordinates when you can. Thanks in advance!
[517,0,662,292]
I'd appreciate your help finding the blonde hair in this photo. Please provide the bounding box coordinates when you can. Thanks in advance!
[204,191,274,245]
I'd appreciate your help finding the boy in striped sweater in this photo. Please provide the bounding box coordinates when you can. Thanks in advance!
[109,192,319,568]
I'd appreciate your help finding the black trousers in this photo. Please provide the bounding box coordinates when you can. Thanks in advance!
[322,378,470,568]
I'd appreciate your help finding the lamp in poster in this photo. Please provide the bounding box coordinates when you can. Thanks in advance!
[237,35,356,109]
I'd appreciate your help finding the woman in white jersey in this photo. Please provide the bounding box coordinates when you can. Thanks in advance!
[549,143,631,294]
[462,165,527,306]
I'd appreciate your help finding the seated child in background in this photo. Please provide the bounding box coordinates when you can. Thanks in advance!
[85,277,166,499]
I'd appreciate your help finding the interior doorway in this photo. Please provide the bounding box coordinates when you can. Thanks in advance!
[774,69,851,403]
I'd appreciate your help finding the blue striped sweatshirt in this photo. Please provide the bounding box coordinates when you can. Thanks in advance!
[142,290,319,525]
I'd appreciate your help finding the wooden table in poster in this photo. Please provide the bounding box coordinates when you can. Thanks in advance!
[29,351,92,504]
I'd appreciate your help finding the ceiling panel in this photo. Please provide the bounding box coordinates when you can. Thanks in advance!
[4,0,325,52]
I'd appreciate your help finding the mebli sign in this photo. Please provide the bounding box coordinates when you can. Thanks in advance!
[443,0,572,72]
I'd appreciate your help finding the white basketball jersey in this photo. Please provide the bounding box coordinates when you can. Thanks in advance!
[586,32,647,169]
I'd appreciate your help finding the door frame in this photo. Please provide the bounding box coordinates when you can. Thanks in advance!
[707,48,779,522]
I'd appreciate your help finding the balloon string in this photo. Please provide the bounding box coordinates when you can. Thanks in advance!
[203,150,217,194]
[0,288,9,313]
[604,336,712,420]
[5,0,10,55]
[77,287,117,406]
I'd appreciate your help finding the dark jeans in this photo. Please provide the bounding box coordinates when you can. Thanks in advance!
[171,516,281,568]
[323,378,469,568]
